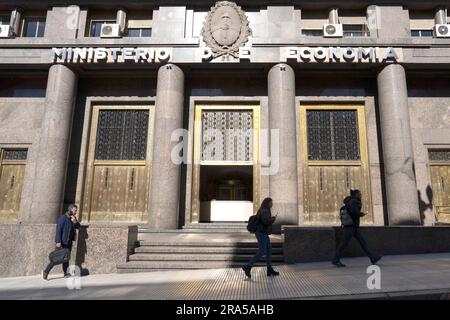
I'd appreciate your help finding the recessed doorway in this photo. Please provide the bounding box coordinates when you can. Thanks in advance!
[191,104,260,223]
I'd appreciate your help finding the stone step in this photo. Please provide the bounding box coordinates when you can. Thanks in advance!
[137,240,283,247]
[138,228,249,234]
[134,246,283,254]
[117,260,283,272]
[183,223,248,229]
[128,253,284,262]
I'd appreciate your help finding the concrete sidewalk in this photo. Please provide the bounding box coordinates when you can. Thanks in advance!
[1,253,450,300]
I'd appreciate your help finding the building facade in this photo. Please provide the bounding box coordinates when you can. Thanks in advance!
[0,0,450,231]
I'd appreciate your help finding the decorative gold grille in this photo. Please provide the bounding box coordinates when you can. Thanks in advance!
[429,149,450,162]
[307,110,360,161]
[201,111,253,162]
[95,110,149,161]
[3,150,27,161]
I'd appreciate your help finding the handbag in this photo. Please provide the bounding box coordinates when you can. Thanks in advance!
[49,247,70,265]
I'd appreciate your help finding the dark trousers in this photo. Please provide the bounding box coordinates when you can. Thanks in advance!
[334,227,374,262]
[247,232,272,268]
[44,244,71,275]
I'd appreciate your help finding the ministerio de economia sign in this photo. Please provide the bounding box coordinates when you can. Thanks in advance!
[50,46,402,64]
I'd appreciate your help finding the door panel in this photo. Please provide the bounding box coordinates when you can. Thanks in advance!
[0,149,28,222]
[0,163,26,221]
[430,165,450,223]
[302,105,372,225]
[89,165,148,222]
[304,165,368,224]
[83,106,152,223]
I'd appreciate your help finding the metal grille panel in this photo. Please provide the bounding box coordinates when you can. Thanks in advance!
[95,110,149,161]
[429,149,450,162]
[201,111,253,162]
[307,110,360,161]
[2,150,28,161]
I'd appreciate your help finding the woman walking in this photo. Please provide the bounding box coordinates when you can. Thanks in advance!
[242,197,279,278]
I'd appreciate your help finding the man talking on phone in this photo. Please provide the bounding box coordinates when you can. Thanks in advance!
[43,204,80,280]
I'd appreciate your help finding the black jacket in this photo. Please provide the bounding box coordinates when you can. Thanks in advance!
[55,213,80,246]
[343,196,362,227]
[256,208,275,235]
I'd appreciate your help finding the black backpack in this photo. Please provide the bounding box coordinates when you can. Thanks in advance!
[340,206,354,227]
[247,214,260,233]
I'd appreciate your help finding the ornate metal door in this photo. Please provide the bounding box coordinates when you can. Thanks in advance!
[83,106,153,223]
[301,105,372,225]
[429,150,450,223]
[0,149,27,222]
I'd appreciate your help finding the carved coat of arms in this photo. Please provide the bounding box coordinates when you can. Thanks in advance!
[201,1,252,58]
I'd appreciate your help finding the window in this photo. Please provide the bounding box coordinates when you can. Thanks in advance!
[2,149,28,161]
[95,110,149,161]
[0,77,47,97]
[306,110,360,161]
[0,15,9,25]
[429,149,450,162]
[21,16,46,38]
[410,11,435,37]
[411,29,434,37]
[301,11,327,37]
[126,17,152,38]
[343,24,369,37]
[89,20,115,37]
[302,29,323,37]
[127,28,152,37]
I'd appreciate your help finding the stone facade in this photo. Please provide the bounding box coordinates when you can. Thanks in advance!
[0,0,450,276]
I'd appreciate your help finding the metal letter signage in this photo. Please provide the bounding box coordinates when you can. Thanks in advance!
[51,47,172,63]
[50,46,402,64]
[280,47,403,63]
[201,1,252,58]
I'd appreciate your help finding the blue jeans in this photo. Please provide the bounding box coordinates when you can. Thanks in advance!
[334,227,374,262]
[247,232,272,268]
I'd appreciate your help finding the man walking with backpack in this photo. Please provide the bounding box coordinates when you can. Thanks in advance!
[332,190,382,267]
[43,204,80,280]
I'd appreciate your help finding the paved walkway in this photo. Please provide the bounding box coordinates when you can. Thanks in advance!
[1,253,450,300]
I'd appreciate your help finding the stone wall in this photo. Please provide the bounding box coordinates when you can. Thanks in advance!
[0,224,137,278]
[408,93,450,226]
[284,226,450,263]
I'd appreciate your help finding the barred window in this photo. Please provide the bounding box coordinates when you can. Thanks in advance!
[307,110,360,161]
[429,149,450,162]
[201,111,253,162]
[2,149,28,161]
[95,110,149,161]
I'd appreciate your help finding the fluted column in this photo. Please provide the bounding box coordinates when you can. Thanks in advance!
[149,64,184,229]
[268,64,298,226]
[29,64,78,223]
[377,63,421,225]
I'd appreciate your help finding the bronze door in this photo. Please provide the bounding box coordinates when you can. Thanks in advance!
[83,106,152,223]
[301,105,372,225]
[429,150,450,223]
[0,149,27,222]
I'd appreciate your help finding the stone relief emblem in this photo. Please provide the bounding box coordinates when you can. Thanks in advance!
[201,1,252,58]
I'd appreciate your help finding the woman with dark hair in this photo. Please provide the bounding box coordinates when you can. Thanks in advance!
[242,197,279,278]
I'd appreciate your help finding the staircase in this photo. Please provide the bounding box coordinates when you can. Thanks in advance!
[117,223,284,273]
